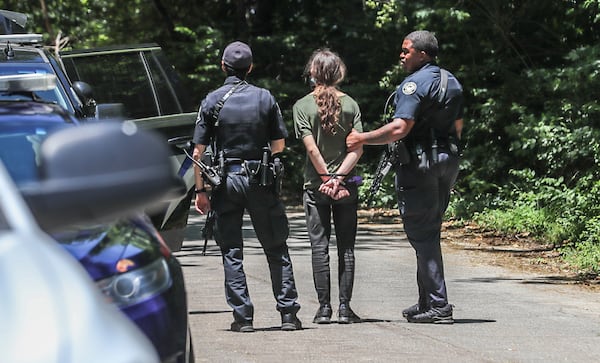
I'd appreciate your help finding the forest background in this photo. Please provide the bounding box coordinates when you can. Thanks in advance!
[7,0,600,274]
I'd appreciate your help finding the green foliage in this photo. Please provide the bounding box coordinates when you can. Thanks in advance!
[356,162,398,208]
[467,38,600,272]
[472,170,566,244]
[8,0,600,272]
[562,217,600,274]
[474,202,549,239]
[473,168,600,271]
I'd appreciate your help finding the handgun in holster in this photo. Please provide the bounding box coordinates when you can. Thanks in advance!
[413,129,441,171]
[273,156,284,197]
[415,143,429,171]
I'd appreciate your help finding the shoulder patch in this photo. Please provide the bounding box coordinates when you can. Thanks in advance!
[402,81,417,95]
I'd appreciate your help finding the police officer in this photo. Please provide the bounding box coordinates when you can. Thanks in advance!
[192,41,302,332]
[346,30,463,324]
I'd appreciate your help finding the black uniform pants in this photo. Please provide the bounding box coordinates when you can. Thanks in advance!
[395,151,460,309]
[303,185,358,307]
[211,168,300,323]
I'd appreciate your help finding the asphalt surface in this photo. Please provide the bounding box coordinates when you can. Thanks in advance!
[175,207,600,363]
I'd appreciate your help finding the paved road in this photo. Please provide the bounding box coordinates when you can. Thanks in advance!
[175,207,600,362]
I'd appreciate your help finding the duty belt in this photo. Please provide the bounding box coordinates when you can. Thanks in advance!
[222,158,259,175]
[220,156,277,188]
[223,164,246,175]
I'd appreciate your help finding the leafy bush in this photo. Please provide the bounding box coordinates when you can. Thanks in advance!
[16,0,600,272]
[562,216,600,274]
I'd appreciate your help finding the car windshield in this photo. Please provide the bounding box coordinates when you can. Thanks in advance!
[0,65,70,110]
[0,121,69,184]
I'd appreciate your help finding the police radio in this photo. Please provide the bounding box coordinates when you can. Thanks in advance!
[180,147,221,187]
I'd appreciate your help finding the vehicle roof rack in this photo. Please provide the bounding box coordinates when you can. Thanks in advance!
[0,33,43,44]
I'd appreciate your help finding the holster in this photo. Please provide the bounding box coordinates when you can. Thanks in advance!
[413,142,431,171]
[220,150,284,196]
[244,160,275,187]
[393,140,411,165]
[243,158,284,197]
[208,151,225,189]
[407,132,461,171]
[273,157,284,197]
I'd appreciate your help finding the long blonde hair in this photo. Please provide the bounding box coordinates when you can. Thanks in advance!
[305,48,346,135]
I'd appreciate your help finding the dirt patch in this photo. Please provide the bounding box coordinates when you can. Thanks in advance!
[356,208,600,292]
[442,221,600,292]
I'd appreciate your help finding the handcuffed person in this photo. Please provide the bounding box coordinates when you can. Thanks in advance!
[293,48,364,325]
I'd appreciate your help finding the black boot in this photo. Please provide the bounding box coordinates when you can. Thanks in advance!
[281,312,303,331]
[338,303,361,324]
[313,304,332,324]
[407,304,453,324]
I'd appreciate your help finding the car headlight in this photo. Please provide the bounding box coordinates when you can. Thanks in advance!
[97,258,172,308]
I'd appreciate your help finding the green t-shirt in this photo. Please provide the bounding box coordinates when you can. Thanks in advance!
[293,93,363,189]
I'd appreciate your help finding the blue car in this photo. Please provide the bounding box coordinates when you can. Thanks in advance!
[0,73,193,363]
[1,12,197,252]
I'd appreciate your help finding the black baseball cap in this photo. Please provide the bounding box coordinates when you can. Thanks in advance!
[222,41,252,70]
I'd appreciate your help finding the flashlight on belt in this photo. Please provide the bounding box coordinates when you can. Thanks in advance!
[260,147,270,186]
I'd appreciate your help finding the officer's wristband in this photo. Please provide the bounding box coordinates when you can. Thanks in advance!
[195,187,207,194]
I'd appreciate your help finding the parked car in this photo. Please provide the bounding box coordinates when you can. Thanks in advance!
[60,43,198,251]
[0,10,196,251]
[0,72,194,363]
[0,119,182,363]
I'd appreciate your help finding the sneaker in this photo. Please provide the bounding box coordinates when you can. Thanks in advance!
[402,303,425,318]
[407,304,454,324]
[281,312,302,331]
[230,321,255,333]
[338,303,362,324]
[313,304,333,324]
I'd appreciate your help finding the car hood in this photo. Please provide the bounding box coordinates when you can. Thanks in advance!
[52,216,164,281]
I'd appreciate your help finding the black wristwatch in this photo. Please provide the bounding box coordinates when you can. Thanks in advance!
[195,187,207,194]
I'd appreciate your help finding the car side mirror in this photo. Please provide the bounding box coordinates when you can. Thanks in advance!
[72,80,93,100]
[20,122,186,231]
[72,80,98,117]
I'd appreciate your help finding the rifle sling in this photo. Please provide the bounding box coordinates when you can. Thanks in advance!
[437,69,449,104]
[212,81,246,126]
[210,80,246,162]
